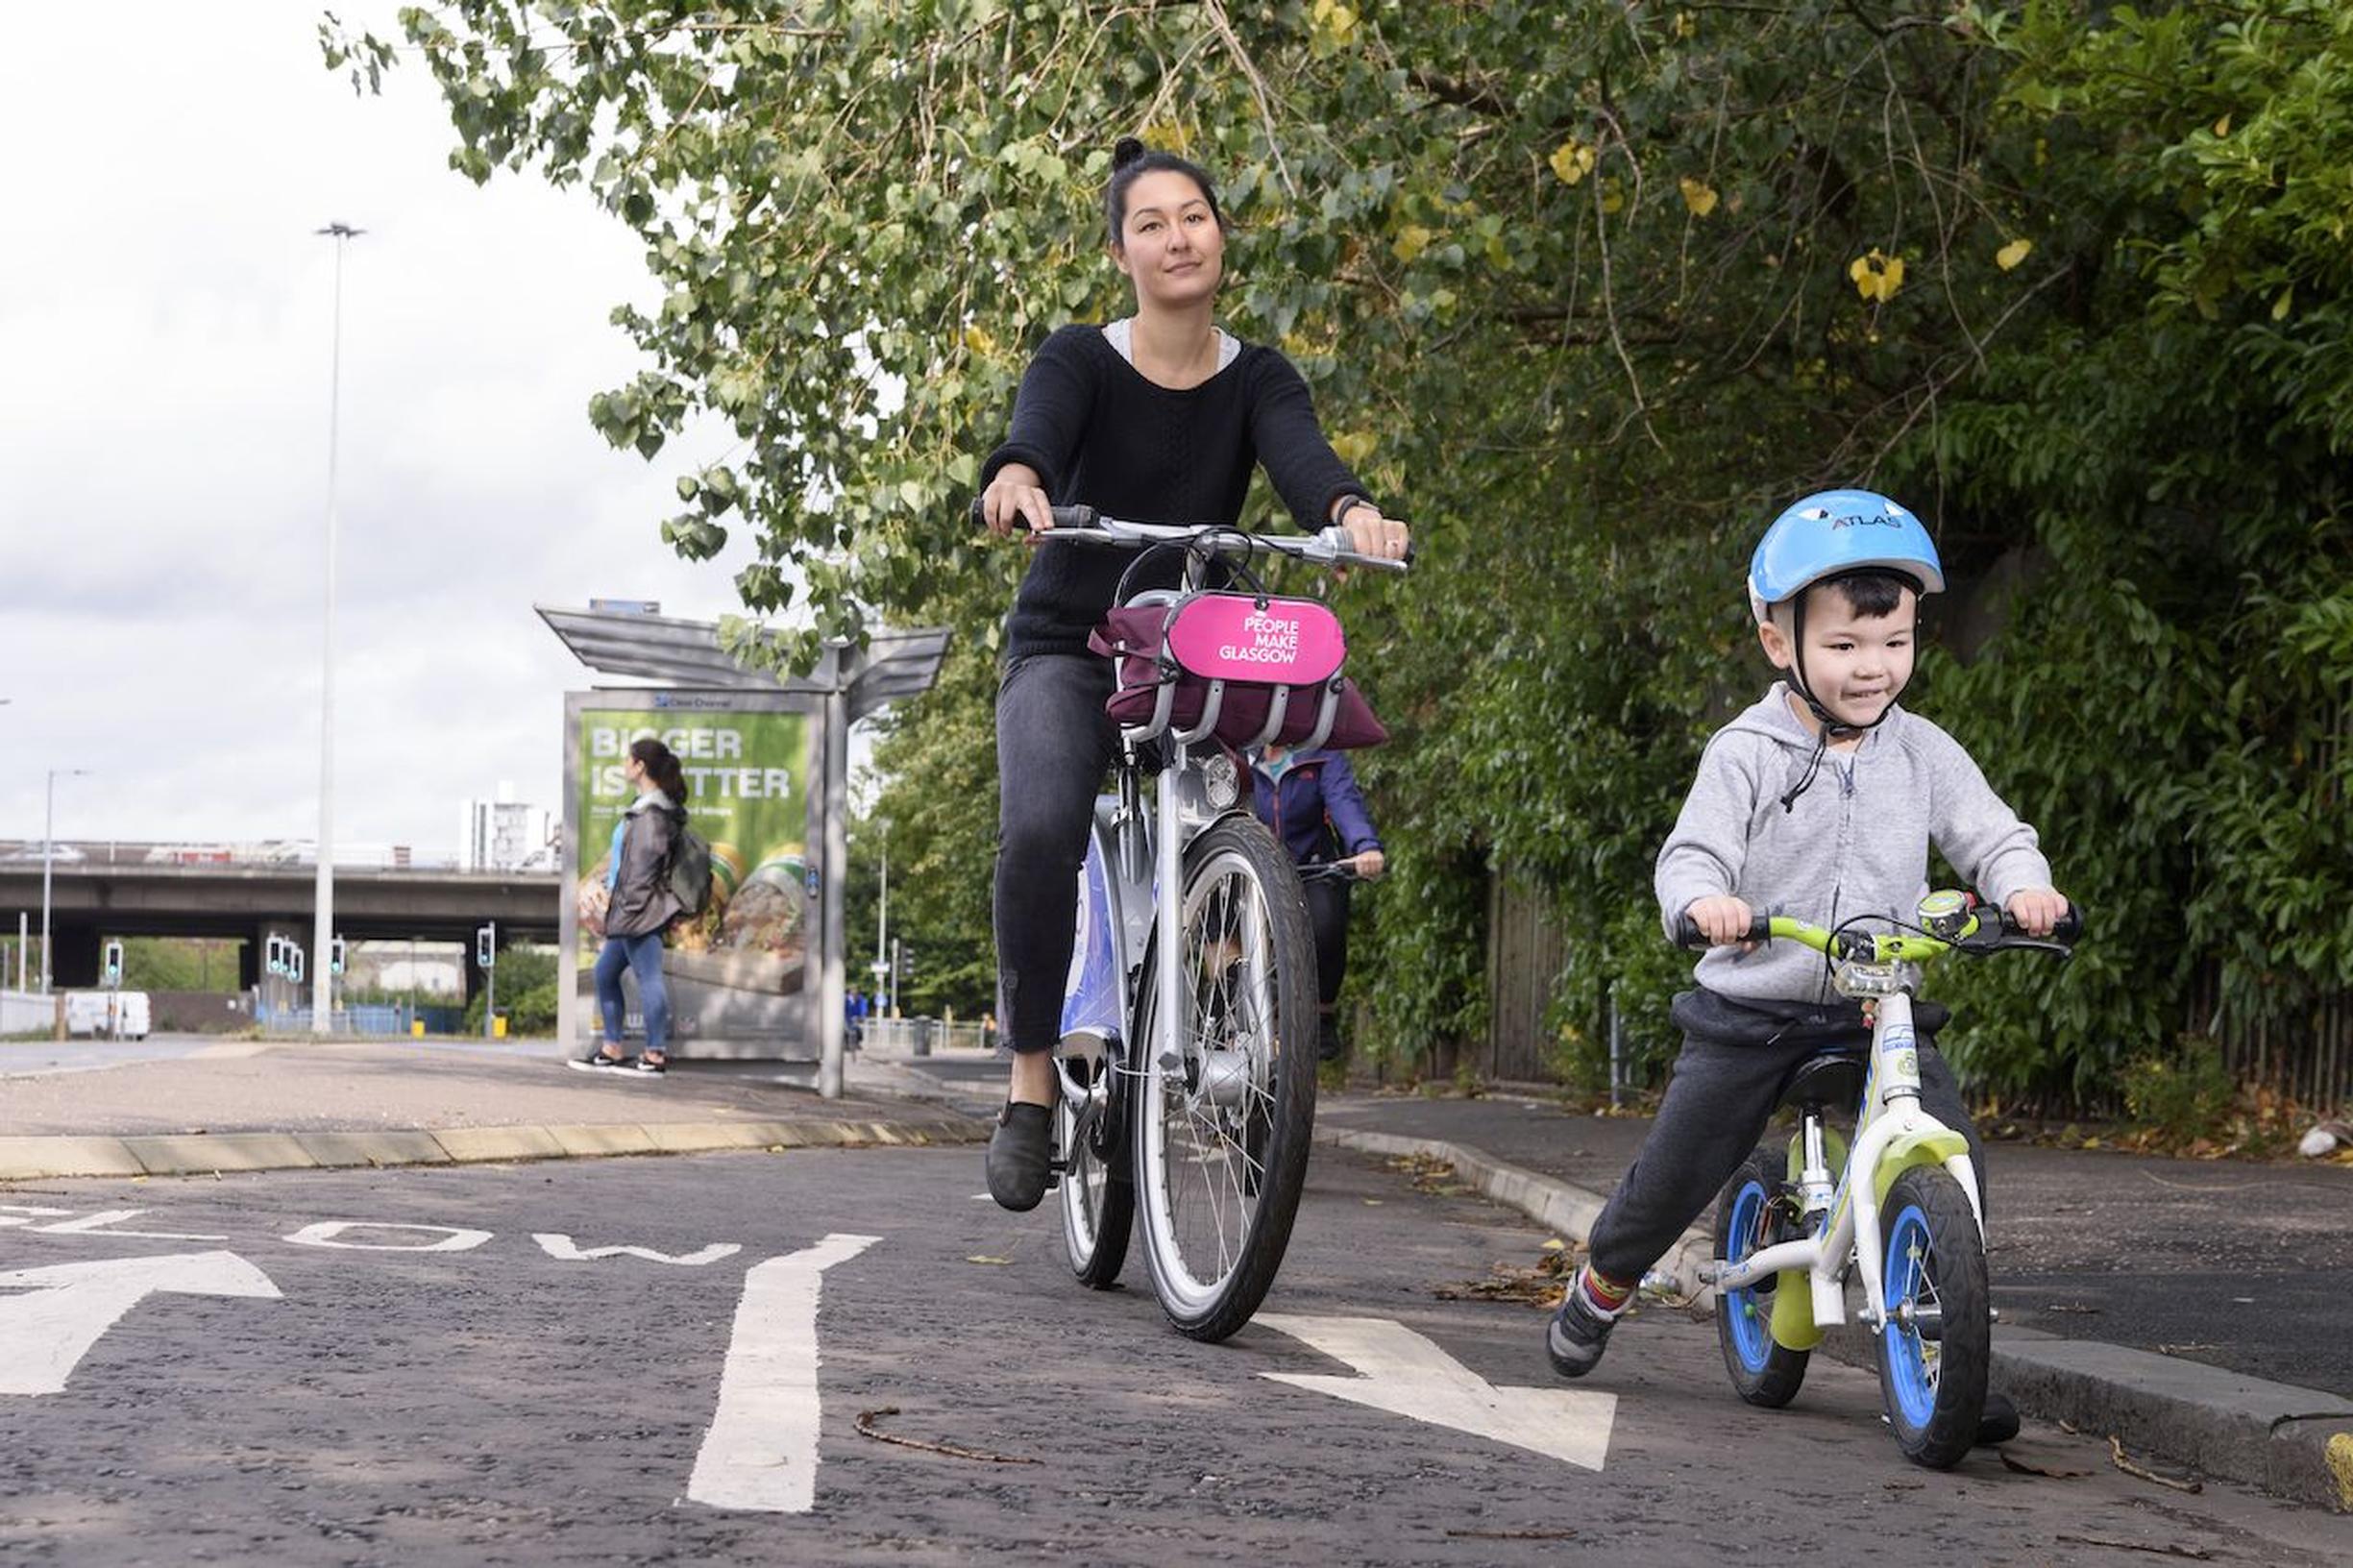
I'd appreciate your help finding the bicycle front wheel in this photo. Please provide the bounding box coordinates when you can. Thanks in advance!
[1133,817,1319,1341]
[1875,1166,1991,1468]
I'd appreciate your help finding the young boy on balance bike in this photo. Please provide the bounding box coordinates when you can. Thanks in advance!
[1546,489,2071,1448]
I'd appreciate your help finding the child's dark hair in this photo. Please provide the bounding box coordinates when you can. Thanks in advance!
[1104,135,1226,249]
[630,737,690,813]
[1812,569,1920,620]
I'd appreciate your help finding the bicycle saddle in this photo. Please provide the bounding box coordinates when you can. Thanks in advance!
[1777,1048,1869,1111]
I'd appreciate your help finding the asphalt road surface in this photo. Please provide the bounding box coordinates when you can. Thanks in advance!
[2,1145,2341,1566]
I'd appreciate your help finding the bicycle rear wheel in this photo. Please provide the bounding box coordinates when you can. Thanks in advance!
[1056,1044,1133,1287]
[1875,1166,1991,1468]
[1133,817,1318,1341]
[1713,1148,1810,1408]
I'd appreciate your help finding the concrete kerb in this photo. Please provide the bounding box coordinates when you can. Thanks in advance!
[1316,1121,2353,1513]
[0,1115,988,1183]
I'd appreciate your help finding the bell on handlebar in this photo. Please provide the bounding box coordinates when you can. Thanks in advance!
[1916,889,1975,942]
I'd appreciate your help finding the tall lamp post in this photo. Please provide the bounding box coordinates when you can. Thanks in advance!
[41,767,89,993]
[312,221,364,1034]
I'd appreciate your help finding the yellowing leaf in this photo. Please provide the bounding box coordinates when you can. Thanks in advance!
[2272,284,2294,321]
[1849,248,1906,304]
[2213,113,2231,136]
[1311,0,1359,46]
[1549,138,1597,186]
[1996,237,2033,272]
[1393,223,1434,263]
[1679,176,1719,217]
[1333,429,1379,466]
[962,323,998,356]
[1542,1237,1567,1252]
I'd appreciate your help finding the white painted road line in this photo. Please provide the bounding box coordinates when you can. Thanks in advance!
[1256,1314,1617,1472]
[686,1232,882,1513]
[0,1250,282,1396]
[531,1234,744,1266]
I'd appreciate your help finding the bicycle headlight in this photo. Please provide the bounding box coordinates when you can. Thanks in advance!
[1199,748,1241,810]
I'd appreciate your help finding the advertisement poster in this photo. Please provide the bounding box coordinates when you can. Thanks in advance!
[562,694,820,1058]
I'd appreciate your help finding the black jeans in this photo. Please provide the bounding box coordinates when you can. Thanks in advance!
[1585,987,1984,1286]
[1303,872,1350,1012]
[993,652,1118,1055]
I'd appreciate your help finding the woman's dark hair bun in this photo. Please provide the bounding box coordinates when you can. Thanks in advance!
[1112,135,1146,170]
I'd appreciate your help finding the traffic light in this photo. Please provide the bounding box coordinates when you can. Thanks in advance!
[476,923,497,969]
[895,945,916,982]
[330,936,348,976]
[267,935,286,976]
[102,941,124,986]
[289,945,306,985]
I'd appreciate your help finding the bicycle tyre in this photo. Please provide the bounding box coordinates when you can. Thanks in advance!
[1132,816,1319,1341]
[1712,1148,1810,1408]
[1056,1052,1134,1288]
[1875,1166,1991,1469]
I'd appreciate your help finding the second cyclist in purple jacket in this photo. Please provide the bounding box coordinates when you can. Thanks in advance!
[1253,742,1385,1065]
[975,136,1412,1212]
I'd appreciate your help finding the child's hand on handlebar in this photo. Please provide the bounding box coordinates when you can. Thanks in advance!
[981,464,1056,542]
[2004,888,2070,939]
[1686,894,1757,949]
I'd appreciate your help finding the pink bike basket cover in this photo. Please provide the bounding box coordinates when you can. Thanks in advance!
[1088,592,1388,749]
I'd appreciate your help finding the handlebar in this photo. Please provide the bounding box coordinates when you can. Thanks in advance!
[1673,897,2083,962]
[1296,859,1366,884]
[968,497,1411,574]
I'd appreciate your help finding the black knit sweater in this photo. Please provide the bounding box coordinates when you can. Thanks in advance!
[980,325,1367,658]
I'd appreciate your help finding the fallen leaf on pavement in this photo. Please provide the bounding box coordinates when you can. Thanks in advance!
[2109,1434,2203,1493]
[854,1407,1040,1465]
[1998,1449,2090,1479]
[966,1254,1012,1265]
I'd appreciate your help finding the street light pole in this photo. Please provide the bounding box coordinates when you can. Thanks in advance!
[312,221,364,1035]
[40,767,88,994]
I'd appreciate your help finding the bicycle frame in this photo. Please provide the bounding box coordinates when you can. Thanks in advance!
[1707,976,1981,1345]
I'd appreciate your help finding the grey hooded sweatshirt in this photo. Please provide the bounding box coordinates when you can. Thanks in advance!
[1655,683,2053,1007]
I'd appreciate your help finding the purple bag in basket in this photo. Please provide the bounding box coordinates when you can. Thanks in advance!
[1088,593,1389,750]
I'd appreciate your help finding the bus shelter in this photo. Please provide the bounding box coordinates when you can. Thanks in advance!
[540,604,948,1097]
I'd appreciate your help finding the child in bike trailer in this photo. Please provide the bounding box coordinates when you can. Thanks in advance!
[1546,489,2070,1445]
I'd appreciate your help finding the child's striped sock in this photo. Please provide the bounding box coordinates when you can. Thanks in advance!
[1579,1265,1635,1317]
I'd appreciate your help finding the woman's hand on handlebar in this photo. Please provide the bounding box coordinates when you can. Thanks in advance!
[1685,894,1757,950]
[2004,887,2070,940]
[1349,848,1386,881]
[1336,499,1410,562]
[981,463,1056,542]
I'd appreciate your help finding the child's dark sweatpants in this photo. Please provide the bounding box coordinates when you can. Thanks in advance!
[1585,986,1985,1287]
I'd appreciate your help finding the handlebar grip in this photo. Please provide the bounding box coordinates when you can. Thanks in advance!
[1996,903,2085,943]
[1674,912,1771,950]
[968,496,1100,531]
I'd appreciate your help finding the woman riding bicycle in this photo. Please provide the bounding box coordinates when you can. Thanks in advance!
[1250,741,1385,1064]
[976,135,1410,1212]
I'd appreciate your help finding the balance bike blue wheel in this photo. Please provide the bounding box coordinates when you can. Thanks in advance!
[1875,1166,1990,1468]
[1712,1148,1809,1408]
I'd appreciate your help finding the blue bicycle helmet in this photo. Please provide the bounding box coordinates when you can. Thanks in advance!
[1747,490,1944,799]
[1748,489,1945,623]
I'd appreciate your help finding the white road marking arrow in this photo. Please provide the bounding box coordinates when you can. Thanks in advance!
[0,1250,282,1396]
[687,1233,881,1513]
[1256,1314,1616,1472]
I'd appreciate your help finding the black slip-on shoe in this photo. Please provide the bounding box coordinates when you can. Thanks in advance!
[629,1054,668,1076]
[568,1050,629,1072]
[986,1102,1054,1212]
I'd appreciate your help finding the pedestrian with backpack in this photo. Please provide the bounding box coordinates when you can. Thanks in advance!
[572,737,691,1077]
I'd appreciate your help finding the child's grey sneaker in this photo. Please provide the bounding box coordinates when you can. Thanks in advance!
[1545,1279,1623,1379]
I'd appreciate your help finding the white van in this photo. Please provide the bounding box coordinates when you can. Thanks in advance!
[64,991,151,1040]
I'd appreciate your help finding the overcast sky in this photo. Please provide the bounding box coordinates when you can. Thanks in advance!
[0,3,781,858]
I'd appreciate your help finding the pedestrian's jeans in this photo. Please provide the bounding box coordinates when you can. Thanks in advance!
[994,651,1118,1055]
[594,932,671,1055]
[1585,986,1984,1286]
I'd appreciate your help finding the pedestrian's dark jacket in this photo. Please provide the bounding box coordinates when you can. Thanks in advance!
[606,792,686,939]
[1251,749,1381,866]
